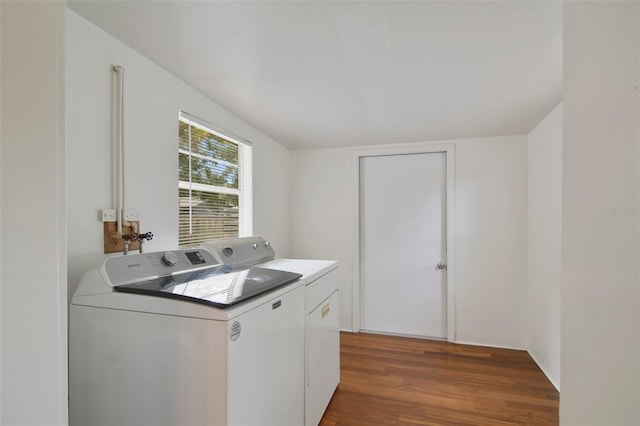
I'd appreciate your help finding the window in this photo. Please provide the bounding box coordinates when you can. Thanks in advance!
[178,112,252,248]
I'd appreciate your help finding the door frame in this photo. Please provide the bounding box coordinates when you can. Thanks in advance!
[351,143,456,342]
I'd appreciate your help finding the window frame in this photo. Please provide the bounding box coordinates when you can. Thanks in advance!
[178,111,252,248]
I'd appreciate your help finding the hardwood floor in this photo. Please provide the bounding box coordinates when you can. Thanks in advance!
[320,332,559,426]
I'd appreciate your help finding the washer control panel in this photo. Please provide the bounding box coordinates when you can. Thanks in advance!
[104,249,218,286]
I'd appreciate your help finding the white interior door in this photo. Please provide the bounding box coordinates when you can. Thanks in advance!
[360,152,446,338]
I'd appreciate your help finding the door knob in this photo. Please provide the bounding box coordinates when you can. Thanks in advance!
[436,262,447,270]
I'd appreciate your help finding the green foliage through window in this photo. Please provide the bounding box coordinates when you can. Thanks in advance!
[178,114,251,248]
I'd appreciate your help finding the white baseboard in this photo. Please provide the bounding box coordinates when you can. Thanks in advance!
[454,339,526,351]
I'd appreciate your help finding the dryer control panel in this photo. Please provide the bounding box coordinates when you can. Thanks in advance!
[103,249,219,286]
[202,236,276,267]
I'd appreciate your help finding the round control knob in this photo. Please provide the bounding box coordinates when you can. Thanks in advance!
[162,251,178,266]
[222,247,234,257]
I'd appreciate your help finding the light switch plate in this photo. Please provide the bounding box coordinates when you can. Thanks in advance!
[100,209,117,222]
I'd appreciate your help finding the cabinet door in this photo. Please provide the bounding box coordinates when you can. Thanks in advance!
[227,286,305,426]
[306,290,340,426]
[307,290,340,386]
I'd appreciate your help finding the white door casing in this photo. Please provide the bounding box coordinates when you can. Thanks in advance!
[360,152,446,338]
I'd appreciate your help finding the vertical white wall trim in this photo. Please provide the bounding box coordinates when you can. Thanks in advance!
[447,147,456,342]
[0,1,3,421]
[55,3,68,422]
[562,2,639,424]
[1,1,68,424]
[351,143,456,342]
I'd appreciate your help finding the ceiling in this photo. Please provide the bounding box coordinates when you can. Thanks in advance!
[67,1,562,150]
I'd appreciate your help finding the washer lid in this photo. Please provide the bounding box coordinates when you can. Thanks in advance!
[113,265,301,308]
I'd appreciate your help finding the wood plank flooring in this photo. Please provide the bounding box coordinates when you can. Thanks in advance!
[320,332,559,426]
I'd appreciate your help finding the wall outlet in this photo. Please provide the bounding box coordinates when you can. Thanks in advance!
[125,209,139,221]
[100,209,117,222]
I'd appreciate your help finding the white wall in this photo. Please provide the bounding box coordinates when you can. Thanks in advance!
[527,103,562,390]
[1,2,68,425]
[291,135,528,349]
[454,136,528,348]
[66,10,292,299]
[290,148,353,329]
[562,2,639,424]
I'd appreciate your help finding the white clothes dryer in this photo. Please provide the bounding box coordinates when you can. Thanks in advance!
[202,237,340,426]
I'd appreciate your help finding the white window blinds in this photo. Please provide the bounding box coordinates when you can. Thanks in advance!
[178,112,252,248]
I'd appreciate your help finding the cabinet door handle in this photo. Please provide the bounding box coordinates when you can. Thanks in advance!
[322,304,330,318]
[272,300,282,310]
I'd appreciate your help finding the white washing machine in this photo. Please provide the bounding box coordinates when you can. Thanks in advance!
[69,248,306,426]
[202,237,340,426]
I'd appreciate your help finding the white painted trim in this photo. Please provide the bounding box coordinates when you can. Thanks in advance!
[55,2,68,423]
[351,143,456,343]
[445,145,456,343]
[179,111,253,147]
[360,329,447,341]
[455,340,526,352]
